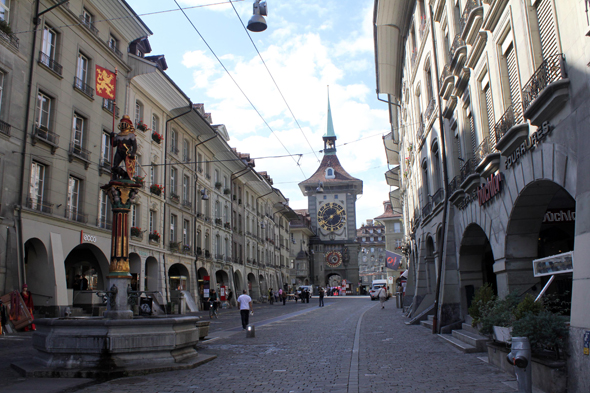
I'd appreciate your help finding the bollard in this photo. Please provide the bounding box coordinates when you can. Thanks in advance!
[506,337,532,393]
[246,324,255,338]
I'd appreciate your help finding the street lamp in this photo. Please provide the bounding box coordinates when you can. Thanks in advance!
[247,0,268,32]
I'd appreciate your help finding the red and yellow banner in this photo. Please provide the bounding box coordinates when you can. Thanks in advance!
[95,65,116,100]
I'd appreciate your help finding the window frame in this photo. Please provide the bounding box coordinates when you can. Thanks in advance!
[67,176,82,218]
[72,113,85,147]
[36,91,52,129]
[30,161,46,208]
[0,0,10,23]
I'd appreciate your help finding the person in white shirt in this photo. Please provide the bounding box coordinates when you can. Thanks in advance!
[377,286,388,309]
[237,289,253,329]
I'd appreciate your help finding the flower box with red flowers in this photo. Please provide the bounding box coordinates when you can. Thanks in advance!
[152,132,163,144]
[150,184,164,196]
[149,231,161,242]
[131,227,142,238]
[136,121,150,132]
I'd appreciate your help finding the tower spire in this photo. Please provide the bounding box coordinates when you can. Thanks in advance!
[323,86,337,155]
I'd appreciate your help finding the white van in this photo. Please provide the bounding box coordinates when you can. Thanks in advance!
[369,279,388,300]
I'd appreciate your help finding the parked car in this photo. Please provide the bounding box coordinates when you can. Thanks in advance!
[369,280,388,300]
[297,285,313,298]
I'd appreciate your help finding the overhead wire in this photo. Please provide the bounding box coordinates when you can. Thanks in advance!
[172,0,308,180]
[227,0,321,165]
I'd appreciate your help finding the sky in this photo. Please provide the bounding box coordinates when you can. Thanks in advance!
[126,0,392,227]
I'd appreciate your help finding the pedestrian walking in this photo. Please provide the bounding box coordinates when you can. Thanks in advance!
[208,289,219,318]
[318,287,325,307]
[377,285,388,309]
[305,289,310,303]
[21,284,36,331]
[237,289,253,330]
[268,288,274,305]
[227,288,234,308]
[281,289,287,305]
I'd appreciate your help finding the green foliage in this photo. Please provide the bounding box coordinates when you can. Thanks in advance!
[514,294,544,320]
[511,311,569,358]
[0,19,12,35]
[479,291,520,335]
[468,284,495,326]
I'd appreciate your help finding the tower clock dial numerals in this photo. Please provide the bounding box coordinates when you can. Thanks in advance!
[318,202,346,231]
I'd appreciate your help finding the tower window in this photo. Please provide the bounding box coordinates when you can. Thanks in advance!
[325,167,335,179]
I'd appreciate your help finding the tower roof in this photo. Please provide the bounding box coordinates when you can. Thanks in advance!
[324,94,336,138]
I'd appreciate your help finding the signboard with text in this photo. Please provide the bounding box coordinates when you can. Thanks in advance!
[533,251,574,277]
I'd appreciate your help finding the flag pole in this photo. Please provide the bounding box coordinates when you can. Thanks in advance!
[110,67,118,169]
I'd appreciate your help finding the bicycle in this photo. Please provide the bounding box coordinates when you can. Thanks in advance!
[208,300,219,319]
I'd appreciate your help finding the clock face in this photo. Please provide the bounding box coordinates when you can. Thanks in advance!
[326,251,343,267]
[318,202,346,231]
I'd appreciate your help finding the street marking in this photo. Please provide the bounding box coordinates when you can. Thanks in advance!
[347,302,379,393]
[273,370,286,372]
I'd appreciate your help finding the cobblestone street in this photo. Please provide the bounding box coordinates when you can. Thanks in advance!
[0,297,521,393]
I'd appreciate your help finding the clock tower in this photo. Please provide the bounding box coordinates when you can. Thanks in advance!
[299,95,362,292]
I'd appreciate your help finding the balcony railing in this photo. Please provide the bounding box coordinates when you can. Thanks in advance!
[522,54,567,114]
[102,99,120,117]
[439,64,452,91]
[0,29,19,50]
[107,42,123,58]
[79,15,99,35]
[182,200,192,210]
[425,99,436,120]
[74,77,94,99]
[26,196,53,214]
[461,0,480,30]
[450,34,466,59]
[448,175,461,195]
[96,217,112,230]
[432,188,444,206]
[494,103,522,144]
[0,119,11,136]
[99,157,111,173]
[65,208,88,223]
[422,201,432,218]
[215,254,224,261]
[33,125,60,147]
[69,142,91,162]
[416,119,425,141]
[474,136,496,166]
[419,16,428,41]
[170,145,179,155]
[38,51,63,75]
[460,157,477,183]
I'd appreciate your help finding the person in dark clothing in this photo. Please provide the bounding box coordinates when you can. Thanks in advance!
[305,289,310,303]
[282,290,287,305]
[318,287,325,307]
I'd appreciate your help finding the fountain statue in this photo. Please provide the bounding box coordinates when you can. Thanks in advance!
[14,116,214,378]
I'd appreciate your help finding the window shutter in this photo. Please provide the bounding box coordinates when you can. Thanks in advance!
[506,44,522,122]
[536,0,558,59]
[469,114,476,156]
[484,85,495,145]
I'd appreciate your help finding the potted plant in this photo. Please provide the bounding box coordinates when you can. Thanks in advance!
[150,184,164,196]
[170,192,180,203]
[169,241,180,251]
[151,131,163,144]
[183,244,191,252]
[196,247,202,256]
[468,283,495,327]
[479,291,520,341]
[214,182,222,189]
[133,175,145,187]
[136,121,150,132]
[223,188,231,195]
[0,19,12,35]
[205,250,211,258]
[130,227,142,237]
[148,231,161,242]
[215,218,222,225]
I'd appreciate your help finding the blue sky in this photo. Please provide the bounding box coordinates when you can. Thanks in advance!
[127,0,392,226]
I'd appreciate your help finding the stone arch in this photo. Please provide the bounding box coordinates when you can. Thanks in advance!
[425,236,436,294]
[503,179,574,303]
[233,270,243,292]
[24,238,55,308]
[168,263,190,291]
[459,223,496,318]
[215,269,229,289]
[64,243,109,308]
[258,274,266,296]
[247,272,259,298]
[144,256,159,292]
[129,252,141,291]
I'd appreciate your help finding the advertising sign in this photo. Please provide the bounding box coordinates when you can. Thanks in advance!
[385,250,403,270]
[532,251,574,277]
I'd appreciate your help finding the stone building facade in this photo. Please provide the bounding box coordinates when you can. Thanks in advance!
[374,1,589,389]
[1,0,295,316]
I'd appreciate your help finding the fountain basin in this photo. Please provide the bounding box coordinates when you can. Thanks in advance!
[23,315,208,375]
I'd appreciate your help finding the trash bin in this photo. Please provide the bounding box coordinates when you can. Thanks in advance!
[396,293,402,308]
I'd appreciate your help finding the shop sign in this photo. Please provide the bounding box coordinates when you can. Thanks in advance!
[505,121,553,169]
[477,172,503,207]
[532,251,574,277]
[80,230,97,243]
[543,209,575,223]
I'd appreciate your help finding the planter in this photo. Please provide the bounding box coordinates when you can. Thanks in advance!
[487,342,566,393]
[493,326,512,343]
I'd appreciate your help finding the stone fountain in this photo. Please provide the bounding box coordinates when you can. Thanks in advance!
[14,116,215,378]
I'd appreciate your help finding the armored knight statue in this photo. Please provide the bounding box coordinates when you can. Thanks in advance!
[111,115,137,181]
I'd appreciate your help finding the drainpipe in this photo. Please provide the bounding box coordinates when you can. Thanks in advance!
[162,103,192,303]
[430,4,451,334]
